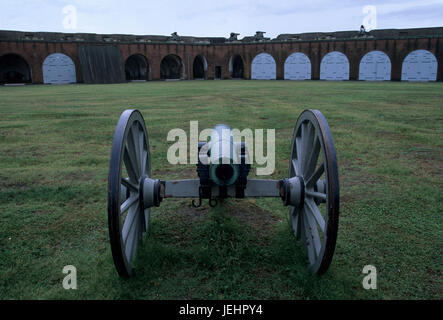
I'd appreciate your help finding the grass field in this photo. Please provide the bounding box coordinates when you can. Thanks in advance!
[0,80,442,300]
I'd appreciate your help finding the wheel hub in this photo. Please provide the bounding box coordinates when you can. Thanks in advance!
[280,176,305,208]
[140,177,162,209]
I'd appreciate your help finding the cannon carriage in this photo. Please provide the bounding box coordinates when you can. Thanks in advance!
[108,109,339,278]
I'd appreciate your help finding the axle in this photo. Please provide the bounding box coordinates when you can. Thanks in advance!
[123,124,326,210]
[134,176,326,210]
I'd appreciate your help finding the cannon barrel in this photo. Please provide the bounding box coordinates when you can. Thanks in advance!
[208,124,240,186]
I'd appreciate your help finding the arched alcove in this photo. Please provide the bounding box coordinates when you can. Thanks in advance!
[125,54,149,81]
[160,54,183,80]
[229,55,244,79]
[193,55,207,79]
[0,54,32,84]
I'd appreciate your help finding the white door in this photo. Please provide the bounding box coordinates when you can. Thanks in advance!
[284,52,311,80]
[251,53,276,80]
[359,51,391,81]
[320,51,349,81]
[43,53,76,84]
[401,50,437,81]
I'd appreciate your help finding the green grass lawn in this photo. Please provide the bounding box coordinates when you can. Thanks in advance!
[0,80,441,299]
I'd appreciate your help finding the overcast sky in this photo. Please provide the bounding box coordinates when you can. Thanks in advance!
[0,0,442,38]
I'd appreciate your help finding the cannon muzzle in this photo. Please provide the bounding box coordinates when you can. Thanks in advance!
[208,124,240,186]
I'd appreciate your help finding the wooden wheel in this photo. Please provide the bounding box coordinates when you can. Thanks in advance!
[289,109,339,275]
[108,109,151,278]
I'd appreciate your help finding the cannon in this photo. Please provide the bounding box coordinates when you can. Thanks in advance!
[107,109,339,278]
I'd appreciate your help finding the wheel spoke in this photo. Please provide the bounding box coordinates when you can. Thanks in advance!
[299,209,306,245]
[295,135,303,175]
[123,145,139,183]
[125,206,141,264]
[300,123,307,174]
[304,206,321,257]
[301,122,315,177]
[301,209,316,265]
[305,198,325,233]
[305,190,327,201]
[120,194,138,214]
[120,184,127,205]
[143,208,150,233]
[290,206,298,234]
[305,137,321,180]
[121,177,138,192]
[123,202,140,260]
[296,211,302,239]
[127,129,141,178]
[142,149,148,177]
[291,159,300,176]
[122,202,138,243]
[138,128,145,176]
[131,123,141,174]
[132,219,142,262]
[306,162,324,187]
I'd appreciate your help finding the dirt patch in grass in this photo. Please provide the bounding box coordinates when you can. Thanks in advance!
[158,199,210,229]
[158,195,282,232]
[225,199,282,236]
[251,266,271,282]
[32,210,51,216]
[400,146,443,179]
[424,267,443,297]
[161,198,282,238]
[374,131,410,140]
[173,200,210,221]
[0,180,30,190]
[63,170,96,184]
[340,193,358,204]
